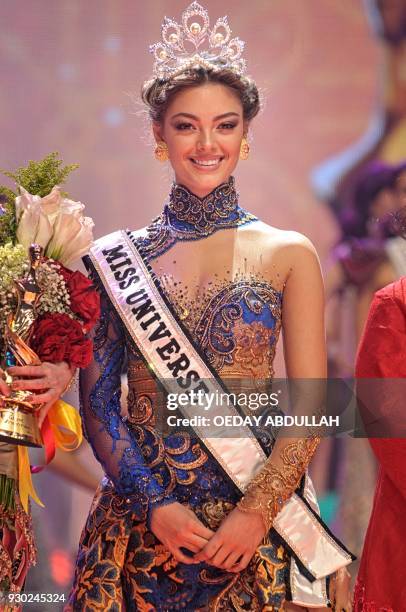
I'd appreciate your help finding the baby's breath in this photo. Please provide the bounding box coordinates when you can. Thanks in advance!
[36,261,73,317]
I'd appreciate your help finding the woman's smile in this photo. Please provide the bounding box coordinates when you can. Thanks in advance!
[189,155,225,171]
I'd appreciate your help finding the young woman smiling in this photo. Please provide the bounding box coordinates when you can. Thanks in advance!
[67,3,353,610]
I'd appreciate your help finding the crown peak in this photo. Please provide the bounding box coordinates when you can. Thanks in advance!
[149,2,247,81]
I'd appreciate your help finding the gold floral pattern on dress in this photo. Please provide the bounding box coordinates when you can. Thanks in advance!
[237,438,320,531]
[207,539,289,611]
[232,320,273,378]
[201,499,235,530]
[126,365,209,492]
[161,272,283,343]
[192,281,283,374]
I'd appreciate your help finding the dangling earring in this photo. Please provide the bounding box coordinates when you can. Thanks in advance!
[155,141,169,162]
[240,137,250,161]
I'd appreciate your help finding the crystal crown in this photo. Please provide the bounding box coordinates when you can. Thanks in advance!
[149,2,246,80]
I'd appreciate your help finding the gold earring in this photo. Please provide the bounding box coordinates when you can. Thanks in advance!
[240,137,250,161]
[155,142,169,162]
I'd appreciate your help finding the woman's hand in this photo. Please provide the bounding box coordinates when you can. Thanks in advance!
[329,566,352,612]
[150,502,215,565]
[193,506,266,572]
[0,367,11,397]
[7,361,75,427]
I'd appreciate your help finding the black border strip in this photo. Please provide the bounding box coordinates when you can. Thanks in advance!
[270,529,316,583]
[295,490,356,562]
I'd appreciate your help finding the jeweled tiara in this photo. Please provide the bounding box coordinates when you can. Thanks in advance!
[149,1,247,80]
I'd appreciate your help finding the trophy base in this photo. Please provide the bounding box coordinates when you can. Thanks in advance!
[0,397,43,448]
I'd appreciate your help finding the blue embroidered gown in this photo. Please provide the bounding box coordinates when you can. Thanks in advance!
[67,178,319,611]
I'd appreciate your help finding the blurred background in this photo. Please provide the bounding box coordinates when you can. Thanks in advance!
[1,0,405,605]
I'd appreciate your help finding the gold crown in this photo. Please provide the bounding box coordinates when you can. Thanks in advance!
[150,2,246,80]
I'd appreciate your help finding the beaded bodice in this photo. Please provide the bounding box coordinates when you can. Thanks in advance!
[79,177,318,536]
[131,177,281,380]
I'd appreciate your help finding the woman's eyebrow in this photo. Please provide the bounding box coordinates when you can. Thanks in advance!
[170,112,241,121]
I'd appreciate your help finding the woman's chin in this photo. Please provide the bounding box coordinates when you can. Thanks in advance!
[179,168,232,197]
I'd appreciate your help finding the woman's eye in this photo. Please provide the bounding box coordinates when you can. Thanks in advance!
[218,122,237,130]
[175,123,194,130]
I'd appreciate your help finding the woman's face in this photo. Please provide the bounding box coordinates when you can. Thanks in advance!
[154,83,246,198]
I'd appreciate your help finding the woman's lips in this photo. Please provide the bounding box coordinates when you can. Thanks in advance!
[190,157,224,170]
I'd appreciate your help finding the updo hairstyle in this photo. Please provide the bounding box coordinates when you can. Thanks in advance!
[141,66,260,125]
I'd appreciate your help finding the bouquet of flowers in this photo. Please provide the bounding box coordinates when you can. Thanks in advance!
[0,153,99,365]
[0,153,100,593]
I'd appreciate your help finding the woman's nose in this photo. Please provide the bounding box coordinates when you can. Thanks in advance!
[196,131,216,151]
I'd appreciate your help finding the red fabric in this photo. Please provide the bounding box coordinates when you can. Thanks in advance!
[354,277,406,611]
[30,416,55,474]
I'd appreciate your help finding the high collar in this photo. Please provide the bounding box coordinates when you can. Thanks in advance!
[166,176,240,237]
[134,176,258,262]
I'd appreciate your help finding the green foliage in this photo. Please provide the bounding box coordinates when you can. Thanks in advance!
[0,189,17,245]
[2,151,79,198]
[0,474,16,511]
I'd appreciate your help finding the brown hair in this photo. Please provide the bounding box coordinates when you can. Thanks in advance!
[141,67,260,125]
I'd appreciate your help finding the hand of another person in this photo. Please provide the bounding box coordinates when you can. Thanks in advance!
[150,502,215,565]
[193,506,266,572]
[7,361,75,427]
[329,566,352,612]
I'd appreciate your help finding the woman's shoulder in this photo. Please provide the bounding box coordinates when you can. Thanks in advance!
[374,277,406,311]
[241,220,319,265]
[243,219,315,245]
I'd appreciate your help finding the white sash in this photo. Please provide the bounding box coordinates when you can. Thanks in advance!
[89,230,354,607]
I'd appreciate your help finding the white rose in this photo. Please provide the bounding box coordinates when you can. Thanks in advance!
[15,185,94,265]
[15,187,53,250]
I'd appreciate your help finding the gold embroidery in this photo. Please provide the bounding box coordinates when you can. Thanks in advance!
[201,499,235,530]
[232,320,274,378]
[237,437,320,531]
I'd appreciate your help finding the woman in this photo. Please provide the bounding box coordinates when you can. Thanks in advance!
[353,225,406,609]
[352,280,406,609]
[67,3,353,610]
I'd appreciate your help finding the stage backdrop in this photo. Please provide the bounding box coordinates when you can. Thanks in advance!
[0,0,380,254]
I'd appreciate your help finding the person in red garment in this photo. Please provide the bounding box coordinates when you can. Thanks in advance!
[353,209,406,610]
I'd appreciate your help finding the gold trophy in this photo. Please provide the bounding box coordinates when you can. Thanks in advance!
[0,244,44,447]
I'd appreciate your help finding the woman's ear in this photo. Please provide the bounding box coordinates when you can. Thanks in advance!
[152,122,165,145]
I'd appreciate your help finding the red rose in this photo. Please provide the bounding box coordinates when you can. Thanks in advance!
[66,271,100,333]
[69,338,93,367]
[31,313,93,368]
[50,262,100,333]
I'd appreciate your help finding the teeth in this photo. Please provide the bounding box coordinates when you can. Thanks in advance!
[192,159,221,166]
